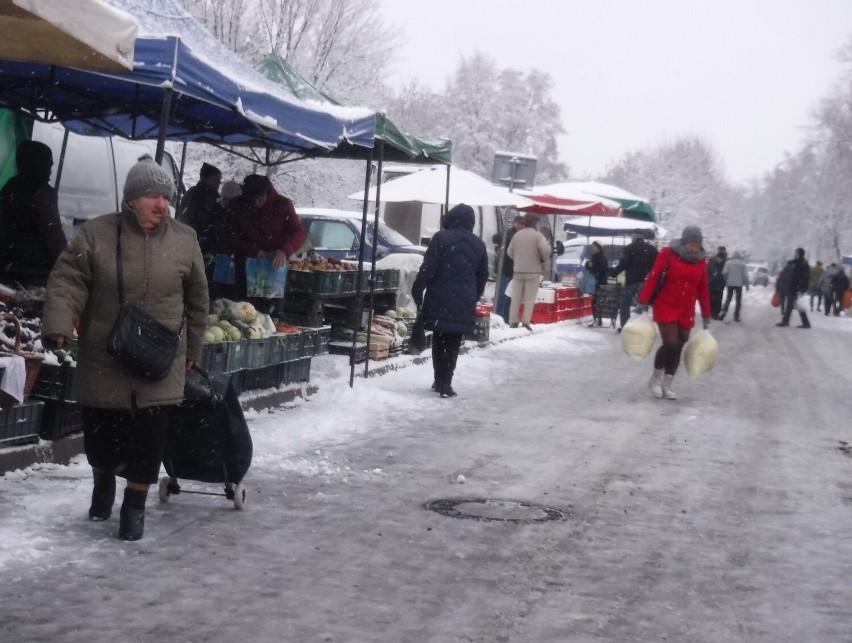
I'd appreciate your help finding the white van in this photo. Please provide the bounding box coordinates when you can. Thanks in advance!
[26,120,183,238]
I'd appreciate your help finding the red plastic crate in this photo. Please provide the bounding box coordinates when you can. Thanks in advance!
[530,309,559,324]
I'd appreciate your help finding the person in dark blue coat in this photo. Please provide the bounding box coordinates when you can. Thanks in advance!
[412,203,489,398]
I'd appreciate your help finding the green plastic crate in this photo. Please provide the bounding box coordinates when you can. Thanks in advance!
[288,270,344,294]
[31,363,76,401]
[0,400,43,447]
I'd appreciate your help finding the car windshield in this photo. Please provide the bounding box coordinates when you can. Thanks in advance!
[375,220,414,246]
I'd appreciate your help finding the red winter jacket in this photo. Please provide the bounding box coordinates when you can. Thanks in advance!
[638,246,710,328]
[224,184,306,260]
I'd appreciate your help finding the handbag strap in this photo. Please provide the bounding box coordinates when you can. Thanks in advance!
[115,213,125,305]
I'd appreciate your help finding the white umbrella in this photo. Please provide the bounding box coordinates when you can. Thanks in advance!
[0,0,137,71]
[348,165,534,208]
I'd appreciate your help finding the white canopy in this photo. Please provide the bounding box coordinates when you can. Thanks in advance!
[0,0,137,70]
[349,165,534,208]
[565,181,650,204]
[563,215,669,239]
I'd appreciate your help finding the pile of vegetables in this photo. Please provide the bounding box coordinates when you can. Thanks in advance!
[203,299,278,343]
[288,256,356,272]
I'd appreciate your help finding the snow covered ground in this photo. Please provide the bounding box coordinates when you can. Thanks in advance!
[1,286,851,642]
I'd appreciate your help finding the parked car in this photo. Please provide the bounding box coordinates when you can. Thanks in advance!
[296,208,427,261]
[555,236,631,282]
[747,263,770,287]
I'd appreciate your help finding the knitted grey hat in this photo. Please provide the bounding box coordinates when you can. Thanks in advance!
[681,225,703,246]
[123,157,175,203]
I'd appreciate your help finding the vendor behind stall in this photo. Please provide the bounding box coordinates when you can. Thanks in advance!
[0,141,67,287]
[224,174,305,317]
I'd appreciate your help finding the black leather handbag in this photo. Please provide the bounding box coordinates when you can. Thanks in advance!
[107,214,181,381]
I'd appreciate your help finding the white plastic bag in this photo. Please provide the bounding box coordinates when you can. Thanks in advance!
[505,278,515,298]
[684,330,719,378]
[620,314,656,360]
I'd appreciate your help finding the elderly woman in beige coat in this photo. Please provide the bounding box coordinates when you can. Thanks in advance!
[42,158,208,541]
[507,213,551,330]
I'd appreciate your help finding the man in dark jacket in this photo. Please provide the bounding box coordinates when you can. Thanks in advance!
[609,230,658,330]
[776,247,811,328]
[491,215,524,322]
[830,267,850,316]
[178,162,227,295]
[0,141,67,286]
[707,247,727,319]
[224,174,305,315]
[412,203,488,398]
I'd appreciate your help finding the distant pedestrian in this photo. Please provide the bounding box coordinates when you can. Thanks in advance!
[819,263,841,316]
[585,241,610,327]
[506,213,551,330]
[708,248,727,319]
[776,248,810,328]
[830,267,850,316]
[412,204,488,399]
[719,251,749,322]
[807,260,823,312]
[634,225,711,400]
[491,215,524,322]
[610,229,658,331]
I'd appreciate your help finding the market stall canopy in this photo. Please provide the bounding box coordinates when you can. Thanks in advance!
[562,215,668,239]
[349,165,534,208]
[0,0,137,71]
[258,53,451,163]
[0,0,376,154]
[565,181,656,221]
[516,184,622,216]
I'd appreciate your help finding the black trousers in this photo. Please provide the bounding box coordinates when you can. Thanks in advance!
[722,286,743,319]
[82,406,169,485]
[432,331,463,385]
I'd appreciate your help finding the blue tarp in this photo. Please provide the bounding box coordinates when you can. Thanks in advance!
[0,0,376,154]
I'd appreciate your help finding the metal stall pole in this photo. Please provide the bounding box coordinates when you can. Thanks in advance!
[351,148,375,388]
[363,136,386,378]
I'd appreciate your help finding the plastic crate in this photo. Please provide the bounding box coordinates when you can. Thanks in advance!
[30,363,76,401]
[0,400,43,447]
[287,270,344,294]
[299,327,319,357]
[314,325,331,355]
[269,332,302,364]
[340,271,357,294]
[200,341,245,373]
[32,395,84,440]
[240,365,279,391]
[387,269,400,290]
[244,337,272,369]
[281,357,311,384]
[369,345,390,360]
[328,340,368,364]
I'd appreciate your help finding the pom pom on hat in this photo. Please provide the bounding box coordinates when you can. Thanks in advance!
[123,156,175,203]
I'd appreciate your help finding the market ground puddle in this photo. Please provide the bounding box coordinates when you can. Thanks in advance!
[425,498,566,523]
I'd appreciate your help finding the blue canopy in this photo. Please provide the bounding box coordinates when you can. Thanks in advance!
[0,0,376,154]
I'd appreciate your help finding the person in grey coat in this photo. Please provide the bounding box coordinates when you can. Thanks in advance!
[719,251,749,322]
[42,158,209,541]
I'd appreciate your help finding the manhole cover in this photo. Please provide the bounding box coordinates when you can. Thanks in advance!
[425,498,565,523]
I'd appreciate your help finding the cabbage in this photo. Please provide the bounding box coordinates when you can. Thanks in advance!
[231,301,258,323]
[684,331,719,378]
[621,315,656,360]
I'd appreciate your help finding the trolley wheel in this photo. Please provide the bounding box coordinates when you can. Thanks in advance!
[158,477,171,503]
[233,483,247,509]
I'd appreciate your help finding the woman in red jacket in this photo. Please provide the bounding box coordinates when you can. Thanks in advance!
[635,226,711,400]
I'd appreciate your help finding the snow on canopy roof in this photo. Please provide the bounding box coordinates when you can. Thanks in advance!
[113,0,372,121]
[0,0,376,154]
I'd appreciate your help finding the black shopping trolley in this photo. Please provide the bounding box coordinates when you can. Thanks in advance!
[160,367,252,509]
[595,283,622,328]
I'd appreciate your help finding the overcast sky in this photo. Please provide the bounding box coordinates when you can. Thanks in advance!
[378,0,852,184]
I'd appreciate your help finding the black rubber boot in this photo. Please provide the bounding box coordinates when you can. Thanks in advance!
[440,380,457,398]
[431,379,442,392]
[119,487,148,541]
[88,471,116,521]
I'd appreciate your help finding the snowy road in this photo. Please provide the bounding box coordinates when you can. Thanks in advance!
[1,288,851,642]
